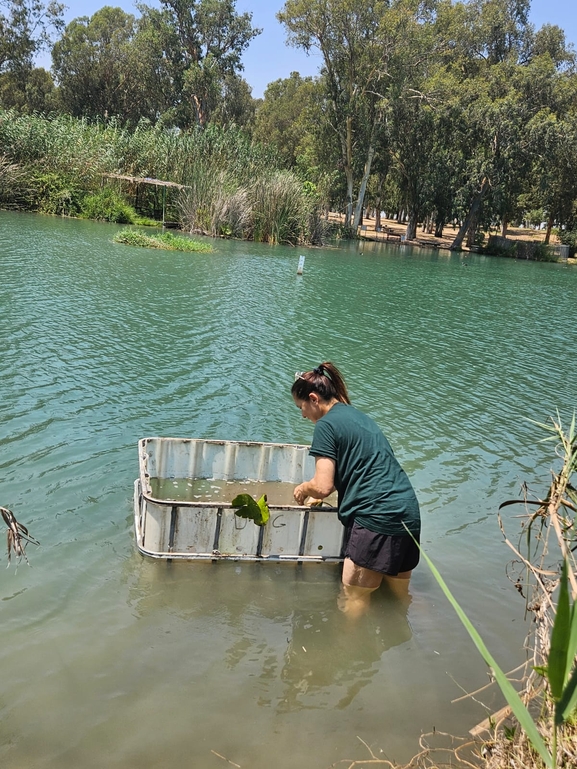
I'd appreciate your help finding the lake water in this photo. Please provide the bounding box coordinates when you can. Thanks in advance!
[1,211,576,769]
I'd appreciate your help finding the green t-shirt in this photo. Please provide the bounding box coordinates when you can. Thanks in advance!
[309,403,420,536]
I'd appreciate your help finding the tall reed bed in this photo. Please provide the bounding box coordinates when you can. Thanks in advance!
[178,168,329,245]
[0,153,26,207]
[0,110,327,244]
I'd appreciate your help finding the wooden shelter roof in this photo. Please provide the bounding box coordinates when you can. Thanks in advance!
[103,173,187,190]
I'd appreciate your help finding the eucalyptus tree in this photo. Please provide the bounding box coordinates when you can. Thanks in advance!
[388,96,437,240]
[531,23,576,71]
[278,0,388,229]
[430,0,538,249]
[0,0,63,110]
[383,4,450,240]
[210,72,256,130]
[51,7,145,121]
[253,72,318,169]
[519,27,577,240]
[0,64,55,111]
[0,0,63,72]
[452,15,577,247]
[278,0,449,232]
[521,53,577,244]
[136,0,260,129]
[526,113,577,243]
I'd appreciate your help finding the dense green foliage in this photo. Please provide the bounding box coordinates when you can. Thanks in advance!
[1,0,577,248]
[81,188,137,223]
[559,229,577,257]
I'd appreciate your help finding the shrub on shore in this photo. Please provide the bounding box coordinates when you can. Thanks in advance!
[81,188,137,224]
[0,153,27,208]
[559,230,577,257]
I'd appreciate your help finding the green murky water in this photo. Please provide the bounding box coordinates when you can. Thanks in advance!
[147,477,337,507]
[1,210,577,768]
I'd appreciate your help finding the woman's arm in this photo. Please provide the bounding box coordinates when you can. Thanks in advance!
[293,457,336,505]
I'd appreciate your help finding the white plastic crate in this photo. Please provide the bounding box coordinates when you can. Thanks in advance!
[133,437,343,562]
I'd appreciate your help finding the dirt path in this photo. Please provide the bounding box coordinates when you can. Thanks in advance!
[328,213,556,252]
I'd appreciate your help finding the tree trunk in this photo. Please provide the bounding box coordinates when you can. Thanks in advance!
[450,178,490,251]
[192,93,206,128]
[544,214,554,245]
[406,209,418,240]
[374,176,384,231]
[344,171,354,228]
[343,116,354,229]
[466,219,477,248]
[501,218,508,238]
[353,142,375,230]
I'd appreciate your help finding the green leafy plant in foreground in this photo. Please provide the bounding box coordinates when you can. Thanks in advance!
[231,494,270,526]
[113,228,213,252]
[416,547,577,769]
[412,413,577,769]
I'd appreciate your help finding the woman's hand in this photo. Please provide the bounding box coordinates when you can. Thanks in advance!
[293,457,336,505]
[293,484,308,505]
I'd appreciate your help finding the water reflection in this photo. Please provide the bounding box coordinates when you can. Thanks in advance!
[127,559,412,714]
[278,579,412,712]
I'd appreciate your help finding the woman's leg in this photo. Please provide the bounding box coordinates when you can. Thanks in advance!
[338,557,383,618]
[382,571,412,603]
[342,557,384,589]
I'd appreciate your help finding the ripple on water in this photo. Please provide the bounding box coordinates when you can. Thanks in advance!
[1,213,576,768]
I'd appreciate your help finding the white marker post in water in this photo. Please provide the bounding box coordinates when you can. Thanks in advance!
[297,255,305,274]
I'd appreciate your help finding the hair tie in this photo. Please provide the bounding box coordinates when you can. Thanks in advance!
[314,365,333,382]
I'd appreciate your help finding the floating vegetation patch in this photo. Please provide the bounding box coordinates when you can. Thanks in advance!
[113,228,214,252]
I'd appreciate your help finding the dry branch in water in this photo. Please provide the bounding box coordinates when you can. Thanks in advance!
[1,507,39,566]
[328,732,483,769]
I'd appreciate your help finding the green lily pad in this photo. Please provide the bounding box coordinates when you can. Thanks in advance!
[231,493,270,526]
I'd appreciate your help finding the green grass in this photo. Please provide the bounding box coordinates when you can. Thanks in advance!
[113,228,214,252]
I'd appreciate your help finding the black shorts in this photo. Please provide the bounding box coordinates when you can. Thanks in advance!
[343,520,420,576]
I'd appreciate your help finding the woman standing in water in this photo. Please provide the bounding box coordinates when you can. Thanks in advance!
[292,362,420,616]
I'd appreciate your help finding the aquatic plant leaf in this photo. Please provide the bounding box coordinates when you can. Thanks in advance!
[232,494,269,526]
[548,560,572,699]
[412,533,553,768]
[556,576,577,725]
[555,662,577,726]
[256,494,270,526]
[568,591,577,683]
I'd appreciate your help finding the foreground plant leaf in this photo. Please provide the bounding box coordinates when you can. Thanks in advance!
[231,494,270,526]
[412,535,553,768]
[552,561,577,725]
[548,560,573,700]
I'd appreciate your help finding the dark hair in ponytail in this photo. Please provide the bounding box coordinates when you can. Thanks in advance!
[291,361,351,404]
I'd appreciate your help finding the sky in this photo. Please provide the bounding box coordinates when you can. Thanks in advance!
[38,0,577,99]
